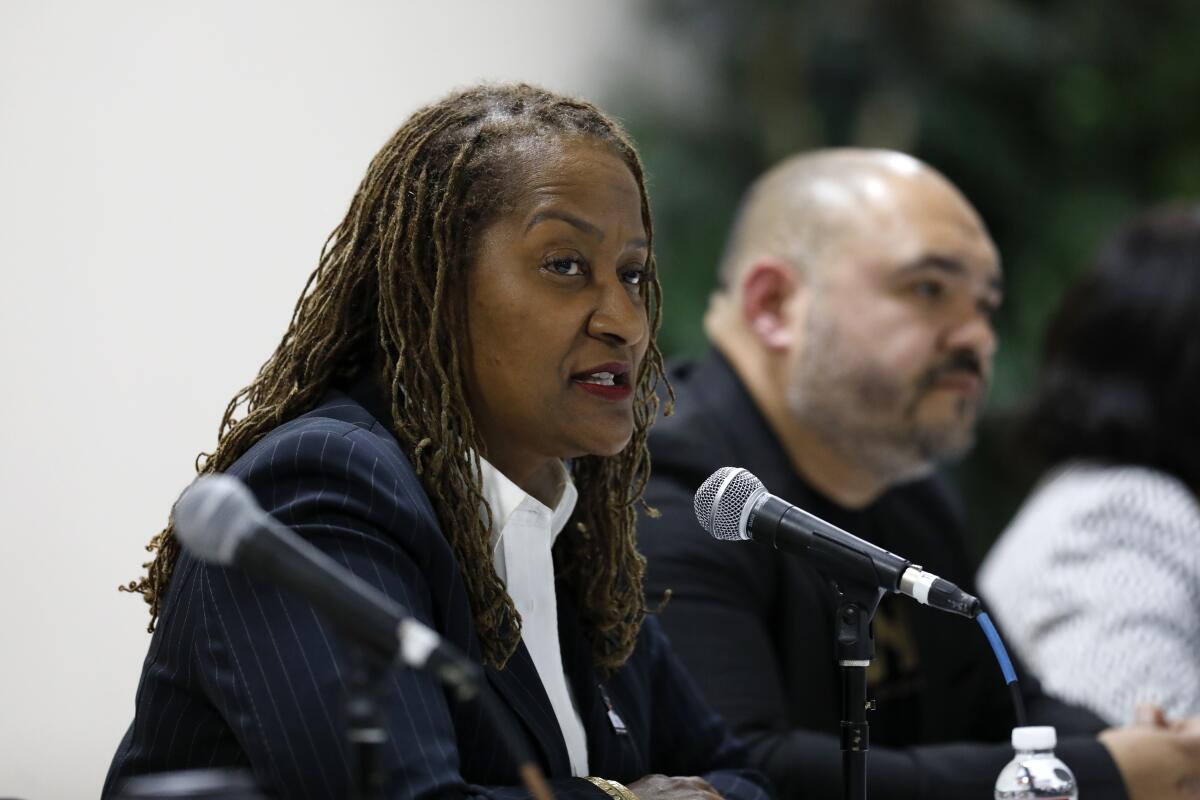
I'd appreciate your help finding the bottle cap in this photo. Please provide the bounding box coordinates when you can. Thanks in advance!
[1012,726,1056,750]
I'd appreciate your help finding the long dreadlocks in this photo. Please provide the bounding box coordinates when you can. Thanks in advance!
[121,83,669,674]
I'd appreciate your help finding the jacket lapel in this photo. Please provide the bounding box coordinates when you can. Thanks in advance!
[335,377,581,777]
[556,590,642,780]
[483,639,572,777]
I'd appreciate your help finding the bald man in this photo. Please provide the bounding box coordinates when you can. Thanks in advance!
[639,150,1200,800]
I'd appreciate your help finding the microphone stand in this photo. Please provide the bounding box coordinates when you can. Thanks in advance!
[342,635,557,800]
[831,580,885,800]
[345,644,391,800]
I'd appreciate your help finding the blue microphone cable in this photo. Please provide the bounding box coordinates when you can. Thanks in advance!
[977,611,1026,727]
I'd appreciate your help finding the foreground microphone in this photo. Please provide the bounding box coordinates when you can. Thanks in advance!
[694,467,981,619]
[173,474,480,696]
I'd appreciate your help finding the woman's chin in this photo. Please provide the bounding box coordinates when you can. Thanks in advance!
[572,430,635,460]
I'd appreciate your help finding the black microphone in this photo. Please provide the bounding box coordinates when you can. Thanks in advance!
[694,467,980,619]
[172,474,482,697]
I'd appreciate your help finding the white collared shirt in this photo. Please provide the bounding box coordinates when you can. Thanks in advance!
[479,457,588,776]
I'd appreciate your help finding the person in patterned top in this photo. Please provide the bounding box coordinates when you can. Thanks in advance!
[981,204,1200,727]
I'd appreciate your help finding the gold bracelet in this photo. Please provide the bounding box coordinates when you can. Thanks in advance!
[584,776,638,800]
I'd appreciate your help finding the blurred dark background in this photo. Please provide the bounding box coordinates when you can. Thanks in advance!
[607,0,1200,562]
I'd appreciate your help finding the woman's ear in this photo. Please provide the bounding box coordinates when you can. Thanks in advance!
[740,260,804,352]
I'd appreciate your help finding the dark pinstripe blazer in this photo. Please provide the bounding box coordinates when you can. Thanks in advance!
[104,387,771,800]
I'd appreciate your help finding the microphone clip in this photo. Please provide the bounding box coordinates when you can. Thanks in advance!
[829,578,886,666]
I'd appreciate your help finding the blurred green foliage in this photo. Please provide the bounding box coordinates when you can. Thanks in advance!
[608,0,1200,554]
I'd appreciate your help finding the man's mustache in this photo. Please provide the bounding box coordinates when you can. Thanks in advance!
[919,350,987,392]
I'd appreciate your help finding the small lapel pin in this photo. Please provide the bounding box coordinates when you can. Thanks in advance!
[598,684,628,736]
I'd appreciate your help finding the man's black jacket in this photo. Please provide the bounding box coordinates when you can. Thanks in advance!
[639,350,1127,800]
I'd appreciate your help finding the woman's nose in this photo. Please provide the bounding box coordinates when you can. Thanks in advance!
[587,281,647,347]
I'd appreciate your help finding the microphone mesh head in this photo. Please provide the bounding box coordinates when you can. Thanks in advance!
[693,467,765,541]
[172,474,262,566]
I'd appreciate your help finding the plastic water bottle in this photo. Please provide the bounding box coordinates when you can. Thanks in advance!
[994,726,1078,799]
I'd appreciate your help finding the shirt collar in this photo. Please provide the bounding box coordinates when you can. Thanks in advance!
[479,456,578,551]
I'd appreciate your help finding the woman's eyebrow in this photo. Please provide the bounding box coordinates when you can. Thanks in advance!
[525,209,648,250]
[525,210,603,238]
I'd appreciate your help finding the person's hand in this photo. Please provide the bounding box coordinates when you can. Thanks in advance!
[1134,704,1200,735]
[1170,714,1200,736]
[627,774,723,800]
[1133,703,1169,729]
[1098,724,1200,800]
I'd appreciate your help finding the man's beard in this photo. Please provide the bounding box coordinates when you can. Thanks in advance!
[786,311,984,486]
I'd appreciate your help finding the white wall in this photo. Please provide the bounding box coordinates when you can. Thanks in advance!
[0,2,642,796]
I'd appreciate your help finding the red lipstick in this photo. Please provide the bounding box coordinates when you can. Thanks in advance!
[571,362,633,402]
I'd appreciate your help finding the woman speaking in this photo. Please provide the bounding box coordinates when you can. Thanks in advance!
[105,84,769,800]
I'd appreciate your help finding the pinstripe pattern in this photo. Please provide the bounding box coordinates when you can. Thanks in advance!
[104,388,771,800]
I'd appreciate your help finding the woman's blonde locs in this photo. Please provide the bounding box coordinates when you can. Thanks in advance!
[121,83,671,674]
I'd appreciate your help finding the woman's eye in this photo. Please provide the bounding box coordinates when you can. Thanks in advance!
[546,258,585,277]
[622,267,647,286]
